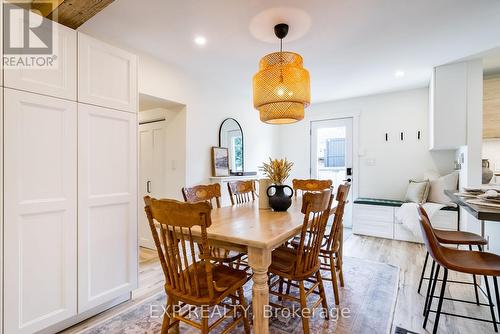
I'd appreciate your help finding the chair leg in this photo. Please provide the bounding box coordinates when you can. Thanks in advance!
[161,297,172,334]
[423,260,436,316]
[278,278,284,301]
[417,251,429,294]
[469,245,481,306]
[238,287,251,334]
[285,278,292,295]
[316,271,330,319]
[484,275,499,333]
[337,251,345,287]
[299,281,310,334]
[432,268,448,334]
[424,264,440,329]
[201,306,209,334]
[330,254,340,305]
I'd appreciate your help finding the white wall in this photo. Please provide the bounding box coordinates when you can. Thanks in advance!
[138,54,277,187]
[277,87,456,200]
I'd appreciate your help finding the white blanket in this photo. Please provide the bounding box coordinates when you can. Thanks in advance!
[395,202,446,237]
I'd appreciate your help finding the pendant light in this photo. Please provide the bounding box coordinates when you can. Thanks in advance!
[253,23,310,124]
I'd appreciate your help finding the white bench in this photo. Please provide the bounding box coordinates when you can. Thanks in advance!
[352,198,459,243]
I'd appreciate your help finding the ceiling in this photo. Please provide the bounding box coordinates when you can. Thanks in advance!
[80,0,500,103]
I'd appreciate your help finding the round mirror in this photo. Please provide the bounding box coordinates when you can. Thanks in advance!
[219,118,244,173]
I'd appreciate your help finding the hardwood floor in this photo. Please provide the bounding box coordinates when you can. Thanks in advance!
[62,233,497,333]
[344,233,496,334]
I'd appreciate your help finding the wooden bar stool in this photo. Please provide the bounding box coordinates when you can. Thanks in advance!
[418,206,500,334]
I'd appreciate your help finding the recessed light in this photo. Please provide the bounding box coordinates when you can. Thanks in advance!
[194,36,207,46]
[395,70,405,78]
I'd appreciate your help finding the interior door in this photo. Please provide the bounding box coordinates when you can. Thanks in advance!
[78,103,138,312]
[311,118,354,227]
[139,121,166,249]
[3,89,77,334]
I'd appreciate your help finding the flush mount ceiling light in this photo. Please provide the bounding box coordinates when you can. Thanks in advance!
[252,23,310,124]
[395,70,405,77]
[194,36,207,46]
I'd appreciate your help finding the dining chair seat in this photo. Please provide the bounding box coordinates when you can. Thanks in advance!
[434,229,488,245]
[271,246,299,273]
[437,247,500,276]
[170,263,248,305]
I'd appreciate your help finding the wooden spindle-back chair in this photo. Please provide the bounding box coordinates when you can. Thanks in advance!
[320,183,350,304]
[144,196,250,334]
[227,180,256,205]
[181,183,244,264]
[182,183,222,209]
[292,179,333,198]
[268,190,334,334]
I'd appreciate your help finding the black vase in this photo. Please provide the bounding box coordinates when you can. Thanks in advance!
[267,185,294,212]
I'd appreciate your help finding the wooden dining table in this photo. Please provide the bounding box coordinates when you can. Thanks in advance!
[174,197,327,334]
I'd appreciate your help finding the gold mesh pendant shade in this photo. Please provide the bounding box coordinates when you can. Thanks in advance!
[253,51,310,124]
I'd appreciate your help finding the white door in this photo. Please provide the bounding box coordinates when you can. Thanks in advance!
[139,121,166,249]
[311,118,354,227]
[78,32,138,112]
[4,89,77,334]
[4,9,77,100]
[78,103,138,312]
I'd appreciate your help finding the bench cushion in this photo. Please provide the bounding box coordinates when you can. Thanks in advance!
[354,197,457,211]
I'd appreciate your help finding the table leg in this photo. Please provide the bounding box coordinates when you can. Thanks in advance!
[248,247,272,334]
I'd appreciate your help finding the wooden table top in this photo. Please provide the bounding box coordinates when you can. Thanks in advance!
[445,189,500,221]
[204,199,307,250]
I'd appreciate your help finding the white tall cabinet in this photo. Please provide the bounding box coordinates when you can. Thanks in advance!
[3,89,78,334]
[78,103,138,312]
[1,8,138,334]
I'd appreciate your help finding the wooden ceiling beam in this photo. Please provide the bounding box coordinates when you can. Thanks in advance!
[47,0,115,29]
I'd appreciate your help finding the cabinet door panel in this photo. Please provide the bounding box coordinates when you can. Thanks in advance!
[78,33,137,112]
[3,89,77,334]
[78,103,138,312]
[3,8,77,100]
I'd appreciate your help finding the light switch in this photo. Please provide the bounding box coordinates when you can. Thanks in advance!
[365,158,376,166]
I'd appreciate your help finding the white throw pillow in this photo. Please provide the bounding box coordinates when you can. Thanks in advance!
[404,180,430,204]
[425,171,459,206]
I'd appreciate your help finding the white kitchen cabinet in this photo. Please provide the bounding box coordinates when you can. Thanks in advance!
[429,62,468,150]
[3,89,77,334]
[4,13,77,100]
[78,103,138,312]
[78,33,137,112]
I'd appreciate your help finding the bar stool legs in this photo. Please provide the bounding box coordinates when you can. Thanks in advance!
[484,276,498,332]
[418,251,429,294]
[424,264,441,328]
[423,260,436,316]
[432,268,448,334]
[469,245,481,306]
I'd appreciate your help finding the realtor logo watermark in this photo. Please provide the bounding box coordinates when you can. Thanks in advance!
[3,1,58,68]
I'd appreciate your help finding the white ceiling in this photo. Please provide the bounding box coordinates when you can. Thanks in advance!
[80,0,500,103]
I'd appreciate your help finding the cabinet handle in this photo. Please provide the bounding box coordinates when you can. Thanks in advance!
[147,181,151,193]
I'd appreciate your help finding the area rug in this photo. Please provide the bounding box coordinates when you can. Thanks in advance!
[79,257,399,334]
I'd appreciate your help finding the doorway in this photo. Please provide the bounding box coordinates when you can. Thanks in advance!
[310,118,354,227]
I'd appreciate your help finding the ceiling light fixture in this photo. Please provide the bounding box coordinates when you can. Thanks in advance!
[395,70,405,78]
[194,36,207,46]
[252,23,310,124]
